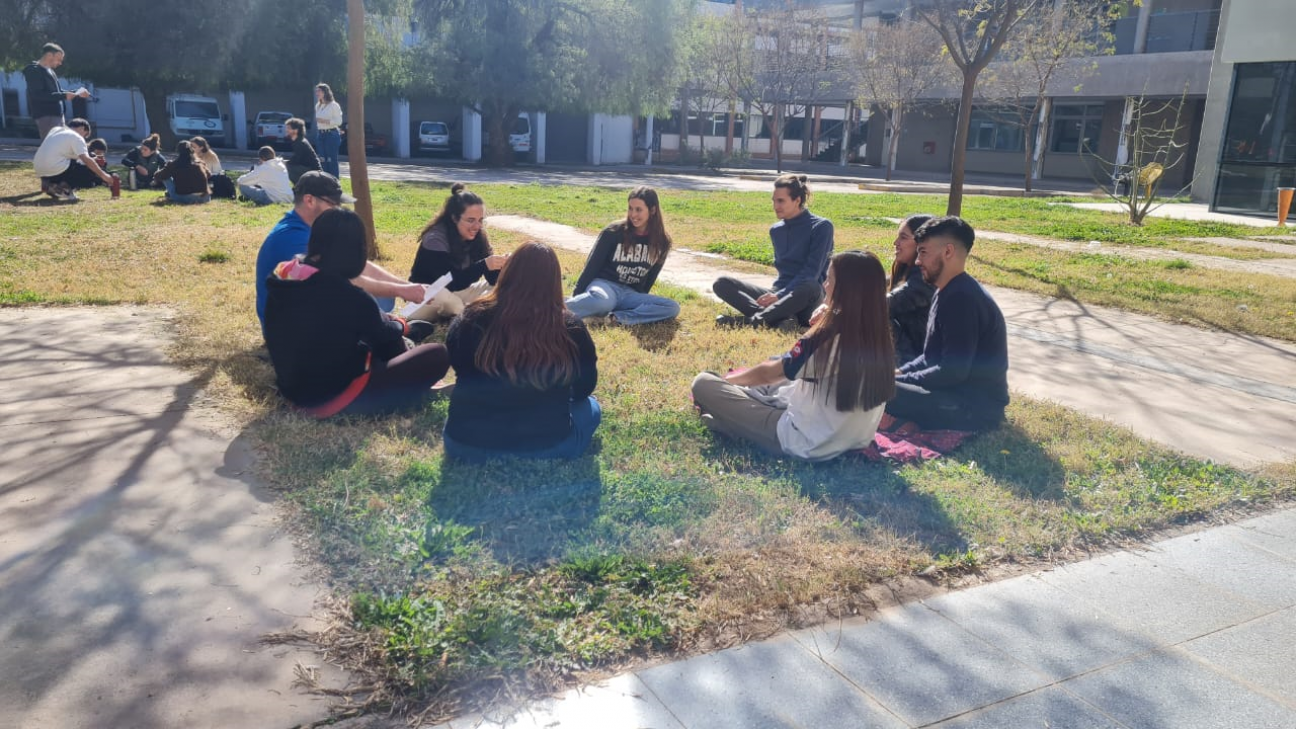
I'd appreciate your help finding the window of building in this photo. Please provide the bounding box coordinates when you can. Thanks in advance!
[967,108,1026,152]
[1051,103,1105,154]
[1213,61,1296,216]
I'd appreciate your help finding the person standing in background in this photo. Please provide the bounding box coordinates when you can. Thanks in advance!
[23,43,90,139]
[313,83,343,178]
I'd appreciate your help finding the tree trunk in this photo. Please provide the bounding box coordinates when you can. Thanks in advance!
[725,99,735,156]
[346,0,376,259]
[483,107,513,168]
[1022,113,1034,193]
[141,86,175,151]
[886,105,902,182]
[772,105,783,173]
[947,73,978,216]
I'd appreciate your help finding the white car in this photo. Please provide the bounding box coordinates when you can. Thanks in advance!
[418,120,451,155]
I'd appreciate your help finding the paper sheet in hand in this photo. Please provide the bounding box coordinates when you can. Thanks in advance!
[400,272,453,317]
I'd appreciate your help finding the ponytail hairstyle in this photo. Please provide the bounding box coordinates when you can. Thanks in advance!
[804,250,895,412]
[890,213,933,292]
[469,241,579,389]
[774,173,810,209]
[174,139,195,168]
[140,133,161,152]
[417,182,493,268]
[316,83,335,105]
[620,186,672,265]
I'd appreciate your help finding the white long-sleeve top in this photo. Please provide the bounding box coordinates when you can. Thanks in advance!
[238,158,294,203]
[315,101,343,131]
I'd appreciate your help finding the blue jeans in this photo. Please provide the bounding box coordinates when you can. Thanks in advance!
[443,396,601,461]
[565,279,680,325]
[163,178,210,205]
[315,128,341,178]
[238,182,273,206]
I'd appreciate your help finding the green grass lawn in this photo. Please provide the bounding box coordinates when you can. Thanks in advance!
[2,162,1293,719]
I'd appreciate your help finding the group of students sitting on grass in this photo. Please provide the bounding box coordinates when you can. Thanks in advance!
[256,172,1009,463]
[35,121,238,204]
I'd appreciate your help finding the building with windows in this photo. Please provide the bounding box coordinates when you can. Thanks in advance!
[1192,0,1294,217]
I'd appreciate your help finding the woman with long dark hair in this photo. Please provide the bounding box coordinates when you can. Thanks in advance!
[565,186,680,325]
[153,140,211,204]
[264,207,449,417]
[692,250,895,461]
[887,214,937,364]
[408,182,507,321]
[313,83,343,178]
[443,241,600,461]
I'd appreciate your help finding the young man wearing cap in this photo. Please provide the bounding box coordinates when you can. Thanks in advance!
[23,43,90,139]
[33,117,118,201]
[255,171,426,332]
[885,216,1009,431]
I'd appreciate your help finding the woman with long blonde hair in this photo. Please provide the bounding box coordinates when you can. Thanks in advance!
[443,241,600,460]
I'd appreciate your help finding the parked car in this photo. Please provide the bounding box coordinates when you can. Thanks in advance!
[249,111,294,151]
[483,113,532,156]
[417,120,451,156]
[339,122,388,157]
[168,94,227,147]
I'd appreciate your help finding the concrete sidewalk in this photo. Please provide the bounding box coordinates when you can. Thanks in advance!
[0,307,344,729]
[437,506,1296,729]
[490,215,1296,468]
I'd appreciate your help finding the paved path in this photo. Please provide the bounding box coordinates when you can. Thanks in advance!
[436,506,1296,729]
[491,215,1296,468]
[0,307,344,729]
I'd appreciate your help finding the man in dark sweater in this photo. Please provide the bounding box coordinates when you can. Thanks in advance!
[23,43,89,139]
[886,216,1009,431]
[284,117,322,185]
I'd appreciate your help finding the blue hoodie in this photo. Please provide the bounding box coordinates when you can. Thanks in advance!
[770,209,834,295]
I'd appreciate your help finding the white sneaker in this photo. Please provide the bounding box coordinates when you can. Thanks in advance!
[53,185,78,202]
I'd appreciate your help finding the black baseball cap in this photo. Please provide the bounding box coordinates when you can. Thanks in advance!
[295,171,356,204]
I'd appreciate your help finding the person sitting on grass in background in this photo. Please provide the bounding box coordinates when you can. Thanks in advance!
[237,146,293,206]
[442,241,600,462]
[809,213,936,364]
[191,135,235,199]
[153,140,211,205]
[692,250,895,461]
[885,216,1009,432]
[264,207,449,418]
[254,171,427,334]
[33,117,117,202]
[712,174,833,331]
[121,133,165,190]
[284,117,322,185]
[565,186,680,326]
[86,138,109,174]
[407,183,506,321]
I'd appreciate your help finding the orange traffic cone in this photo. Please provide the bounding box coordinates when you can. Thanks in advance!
[1279,187,1295,227]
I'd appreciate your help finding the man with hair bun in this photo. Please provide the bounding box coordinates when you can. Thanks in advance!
[713,173,834,330]
[886,215,1009,431]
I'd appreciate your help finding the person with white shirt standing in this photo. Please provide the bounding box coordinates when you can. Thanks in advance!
[33,117,117,202]
[313,83,343,178]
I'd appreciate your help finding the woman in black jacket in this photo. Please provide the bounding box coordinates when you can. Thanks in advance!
[408,183,506,321]
[442,241,599,461]
[121,133,165,190]
[888,214,937,365]
[264,208,449,417]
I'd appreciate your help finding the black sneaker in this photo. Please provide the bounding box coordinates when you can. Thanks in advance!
[774,318,800,333]
[715,314,748,329]
[406,319,437,342]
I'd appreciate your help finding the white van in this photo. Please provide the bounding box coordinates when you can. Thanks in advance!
[167,94,226,147]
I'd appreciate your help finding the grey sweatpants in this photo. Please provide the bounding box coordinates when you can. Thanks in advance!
[691,372,784,454]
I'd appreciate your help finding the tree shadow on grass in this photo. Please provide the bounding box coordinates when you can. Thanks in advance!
[954,424,1070,501]
[627,318,680,352]
[431,453,603,566]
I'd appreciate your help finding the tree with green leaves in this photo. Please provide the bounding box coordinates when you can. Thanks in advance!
[414,0,691,167]
[913,0,1042,215]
